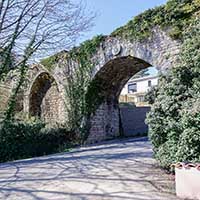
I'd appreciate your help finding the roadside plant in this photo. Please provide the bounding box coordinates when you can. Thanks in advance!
[146,17,200,169]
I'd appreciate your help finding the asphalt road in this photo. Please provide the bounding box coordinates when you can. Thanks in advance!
[0,137,178,200]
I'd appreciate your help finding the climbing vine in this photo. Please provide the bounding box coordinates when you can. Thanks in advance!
[62,35,105,142]
[40,34,105,132]
[111,0,200,41]
[40,51,68,71]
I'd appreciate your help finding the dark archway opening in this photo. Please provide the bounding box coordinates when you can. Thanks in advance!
[91,56,150,102]
[29,72,62,124]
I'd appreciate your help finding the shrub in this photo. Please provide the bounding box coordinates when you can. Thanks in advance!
[146,18,200,169]
[0,121,76,163]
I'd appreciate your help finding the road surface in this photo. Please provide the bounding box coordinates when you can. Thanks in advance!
[0,137,178,200]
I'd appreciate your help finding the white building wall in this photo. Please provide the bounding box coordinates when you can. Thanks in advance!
[137,81,148,93]
[151,78,158,86]
[120,76,158,95]
[137,78,158,93]
[120,84,128,95]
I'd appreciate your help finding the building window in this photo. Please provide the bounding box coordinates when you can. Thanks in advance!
[137,95,145,102]
[148,80,152,87]
[128,83,137,93]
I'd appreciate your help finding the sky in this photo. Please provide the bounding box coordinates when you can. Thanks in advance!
[79,0,168,75]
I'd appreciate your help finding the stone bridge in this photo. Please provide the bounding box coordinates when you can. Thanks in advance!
[84,29,180,142]
[0,27,180,143]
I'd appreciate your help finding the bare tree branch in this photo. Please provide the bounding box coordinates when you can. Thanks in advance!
[0,0,95,80]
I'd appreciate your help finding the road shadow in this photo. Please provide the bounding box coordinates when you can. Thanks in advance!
[0,137,177,200]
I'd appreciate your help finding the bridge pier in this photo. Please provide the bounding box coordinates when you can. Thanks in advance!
[87,101,120,143]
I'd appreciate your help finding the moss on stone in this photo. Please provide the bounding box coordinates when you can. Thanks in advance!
[40,51,66,71]
[41,35,105,72]
[69,35,105,60]
[111,0,200,41]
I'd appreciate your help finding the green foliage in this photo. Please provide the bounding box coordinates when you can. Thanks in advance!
[0,121,76,162]
[70,35,105,60]
[41,35,105,71]
[145,86,159,105]
[111,0,200,41]
[176,98,200,162]
[64,35,105,141]
[0,48,15,81]
[146,18,200,169]
[4,63,27,121]
[40,51,67,71]
[85,78,105,115]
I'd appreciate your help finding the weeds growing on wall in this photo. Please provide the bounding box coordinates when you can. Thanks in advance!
[146,17,200,169]
[40,51,68,71]
[111,0,200,41]
[4,63,27,121]
[63,35,105,142]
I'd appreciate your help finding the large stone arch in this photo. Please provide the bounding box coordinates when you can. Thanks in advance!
[27,71,65,124]
[86,29,181,143]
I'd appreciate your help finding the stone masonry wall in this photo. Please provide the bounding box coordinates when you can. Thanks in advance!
[28,72,65,124]
[41,83,64,124]
[87,102,120,143]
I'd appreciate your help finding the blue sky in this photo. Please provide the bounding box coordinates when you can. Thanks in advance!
[80,0,168,75]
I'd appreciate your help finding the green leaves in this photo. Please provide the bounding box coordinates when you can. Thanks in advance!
[63,35,105,141]
[0,121,76,162]
[146,18,200,169]
[40,51,66,71]
[111,0,199,41]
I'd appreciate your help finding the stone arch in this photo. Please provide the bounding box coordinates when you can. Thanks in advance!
[21,28,180,140]
[85,29,181,143]
[28,72,64,124]
[87,56,152,143]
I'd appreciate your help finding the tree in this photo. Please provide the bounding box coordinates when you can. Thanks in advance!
[0,0,95,120]
[146,17,200,169]
[0,0,94,79]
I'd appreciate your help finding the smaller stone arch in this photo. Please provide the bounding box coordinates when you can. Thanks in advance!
[28,72,64,124]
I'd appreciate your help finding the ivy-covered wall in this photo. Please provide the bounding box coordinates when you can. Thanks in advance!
[112,0,200,40]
